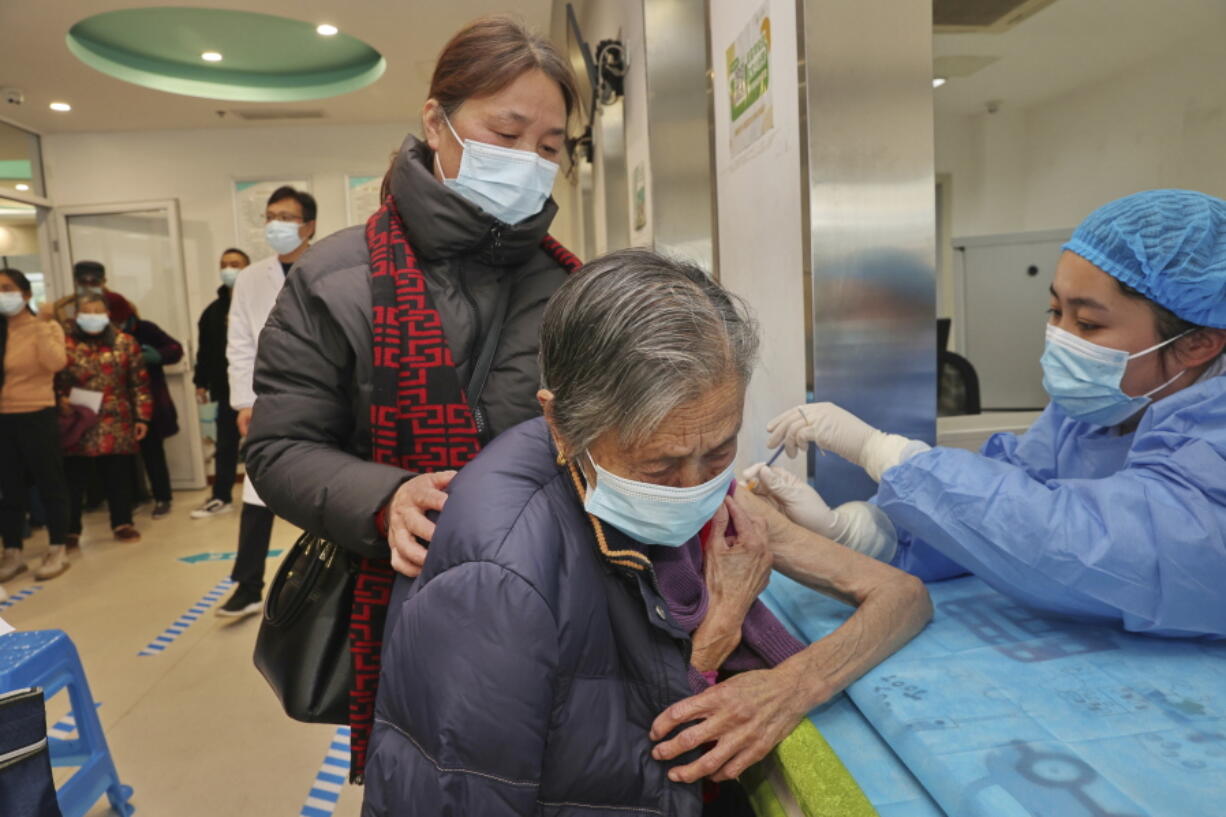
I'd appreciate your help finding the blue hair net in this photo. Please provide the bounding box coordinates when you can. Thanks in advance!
[1063,189,1226,329]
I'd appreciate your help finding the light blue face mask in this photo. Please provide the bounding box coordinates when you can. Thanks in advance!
[220,267,240,288]
[1041,324,1191,427]
[583,453,734,547]
[76,313,110,335]
[436,112,559,226]
[265,220,304,256]
[0,291,26,317]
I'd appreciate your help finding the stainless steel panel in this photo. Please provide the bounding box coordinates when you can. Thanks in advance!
[801,0,937,505]
[596,98,630,252]
[644,0,715,267]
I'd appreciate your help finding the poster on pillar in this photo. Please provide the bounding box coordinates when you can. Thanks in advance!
[346,174,383,227]
[726,5,774,160]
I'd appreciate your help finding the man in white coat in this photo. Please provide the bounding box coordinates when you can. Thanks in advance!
[216,186,317,617]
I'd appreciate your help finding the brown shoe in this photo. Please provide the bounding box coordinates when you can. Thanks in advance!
[113,525,142,543]
[66,535,81,553]
[33,546,70,580]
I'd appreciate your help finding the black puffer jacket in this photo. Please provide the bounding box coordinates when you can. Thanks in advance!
[193,284,231,403]
[245,135,569,557]
[364,418,703,817]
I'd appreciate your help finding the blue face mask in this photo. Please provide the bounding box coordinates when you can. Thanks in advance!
[76,313,110,335]
[220,267,240,288]
[1041,324,1190,427]
[265,220,304,256]
[437,112,559,226]
[583,454,734,547]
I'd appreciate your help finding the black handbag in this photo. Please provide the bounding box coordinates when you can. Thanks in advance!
[0,687,63,817]
[253,534,358,723]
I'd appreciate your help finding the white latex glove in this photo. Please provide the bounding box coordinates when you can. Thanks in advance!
[765,402,930,482]
[742,463,899,561]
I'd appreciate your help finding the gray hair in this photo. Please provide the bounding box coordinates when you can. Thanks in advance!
[539,248,759,455]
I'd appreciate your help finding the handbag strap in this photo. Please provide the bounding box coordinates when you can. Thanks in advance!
[465,274,514,444]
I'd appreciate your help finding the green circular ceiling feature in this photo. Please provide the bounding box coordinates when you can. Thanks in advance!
[67,7,385,102]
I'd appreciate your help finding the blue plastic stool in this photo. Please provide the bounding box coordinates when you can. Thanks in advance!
[0,630,134,817]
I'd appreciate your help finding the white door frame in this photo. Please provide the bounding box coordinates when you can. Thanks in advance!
[51,198,206,490]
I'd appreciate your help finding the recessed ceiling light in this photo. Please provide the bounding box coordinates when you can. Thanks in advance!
[932,76,947,88]
[15,184,30,191]
[201,51,223,62]
[317,23,339,36]
[49,101,72,112]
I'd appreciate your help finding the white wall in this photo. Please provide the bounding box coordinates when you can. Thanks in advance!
[937,28,1226,242]
[41,122,411,342]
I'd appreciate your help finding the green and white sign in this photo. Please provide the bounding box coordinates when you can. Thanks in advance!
[726,6,773,158]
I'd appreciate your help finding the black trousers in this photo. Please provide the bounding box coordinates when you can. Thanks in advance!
[212,400,240,504]
[230,502,274,593]
[139,436,172,503]
[0,409,70,549]
[65,455,135,534]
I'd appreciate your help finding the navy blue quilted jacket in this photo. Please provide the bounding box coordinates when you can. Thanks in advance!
[363,417,704,816]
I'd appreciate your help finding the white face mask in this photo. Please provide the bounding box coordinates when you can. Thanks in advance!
[435,111,559,226]
[0,291,26,317]
[582,453,735,547]
[76,313,110,335]
[266,220,304,255]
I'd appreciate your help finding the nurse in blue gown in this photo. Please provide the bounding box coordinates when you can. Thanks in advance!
[746,189,1226,638]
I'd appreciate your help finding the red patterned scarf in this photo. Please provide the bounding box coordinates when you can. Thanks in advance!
[350,196,580,782]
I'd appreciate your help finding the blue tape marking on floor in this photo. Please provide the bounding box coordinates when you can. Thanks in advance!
[137,577,235,656]
[0,585,44,611]
[179,549,284,564]
[300,726,350,817]
[47,702,102,743]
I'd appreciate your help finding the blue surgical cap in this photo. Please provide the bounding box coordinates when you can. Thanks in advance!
[1063,189,1226,329]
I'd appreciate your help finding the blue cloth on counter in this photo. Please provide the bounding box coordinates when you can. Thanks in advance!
[764,584,946,817]
[878,372,1226,638]
[764,571,1226,817]
[1063,189,1226,329]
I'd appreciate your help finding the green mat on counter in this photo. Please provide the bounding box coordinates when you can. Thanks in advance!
[741,717,877,817]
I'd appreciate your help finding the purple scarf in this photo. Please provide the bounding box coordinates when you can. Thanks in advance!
[651,538,806,693]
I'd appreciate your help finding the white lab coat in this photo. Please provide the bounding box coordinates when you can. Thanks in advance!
[227,254,287,507]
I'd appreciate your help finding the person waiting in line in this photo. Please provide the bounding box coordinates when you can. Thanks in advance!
[363,250,931,815]
[749,189,1226,639]
[191,248,248,519]
[215,188,316,617]
[244,15,581,777]
[0,268,71,584]
[56,294,152,553]
[53,260,137,329]
[54,260,139,514]
[125,314,184,519]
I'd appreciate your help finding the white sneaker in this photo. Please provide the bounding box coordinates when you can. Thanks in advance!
[190,499,233,519]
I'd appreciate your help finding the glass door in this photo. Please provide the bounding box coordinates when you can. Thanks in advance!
[53,200,205,490]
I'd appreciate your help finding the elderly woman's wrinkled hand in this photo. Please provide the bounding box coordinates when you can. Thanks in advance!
[649,661,818,783]
[388,470,457,578]
[730,483,796,549]
[704,494,772,622]
[690,496,773,672]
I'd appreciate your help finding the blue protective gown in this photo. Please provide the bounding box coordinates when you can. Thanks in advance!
[877,373,1226,638]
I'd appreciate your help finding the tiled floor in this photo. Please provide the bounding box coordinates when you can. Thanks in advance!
[2,489,362,817]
